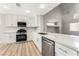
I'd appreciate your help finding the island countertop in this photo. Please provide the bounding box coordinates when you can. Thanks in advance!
[40,32,79,52]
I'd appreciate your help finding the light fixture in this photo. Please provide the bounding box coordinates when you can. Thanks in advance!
[39,4,46,9]
[25,10,31,13]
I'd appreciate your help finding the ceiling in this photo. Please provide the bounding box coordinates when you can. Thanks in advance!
[0,3,60,16]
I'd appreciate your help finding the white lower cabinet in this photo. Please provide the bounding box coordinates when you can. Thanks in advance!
[10,34,16,42]
[36,34,42,52]
[27,30,35,41]
[31,32,42,52]
[55,42,77,56]
[1,34,16,43]
[27,32,30,41]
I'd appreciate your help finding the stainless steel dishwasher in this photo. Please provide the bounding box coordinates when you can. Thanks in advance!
[42,36,55,56]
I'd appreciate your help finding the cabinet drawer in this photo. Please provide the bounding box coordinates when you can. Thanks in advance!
[55,43,77,56]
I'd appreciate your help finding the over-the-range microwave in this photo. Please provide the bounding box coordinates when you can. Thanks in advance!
[17,22,26,27]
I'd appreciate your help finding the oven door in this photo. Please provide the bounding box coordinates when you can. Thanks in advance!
[16,34,27,42]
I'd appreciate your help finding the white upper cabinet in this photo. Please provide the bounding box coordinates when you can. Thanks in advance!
[5,14,17,27]
[0,14,6,27]
[0,15,2,25]
[27,16,38,27]
[27,16,35,27]
[12,15,17,26]
[17,15,26,22]
[4,14,40,27]
[5,14,13,26]
[0,14,3,25]
[5,15,27,27]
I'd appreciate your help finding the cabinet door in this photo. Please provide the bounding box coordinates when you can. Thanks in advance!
[25,16,28,24]
[10,34,16,42]
[5,15,17,27]
[0,14,6,26]
[55,43,77,56]
[4,34,10,43]
[27,16,31,27]
[27,32,31,41]
[17,15,26,22]
[31,16,37,27]
[4,34,16,43]
[27,16,37,27]
[31,32,42,52]
[12,15,17,26]
[0,15,2,25]
[17,15,21,22]
[5,15,12,26]
[37,34,42,52]
[34,16,38,27]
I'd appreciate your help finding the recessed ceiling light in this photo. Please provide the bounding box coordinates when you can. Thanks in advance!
[25,10,31,13]
[39,4,46,9]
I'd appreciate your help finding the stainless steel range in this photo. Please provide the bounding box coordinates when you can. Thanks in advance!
[16,29,27,42]
[16,22,27,42]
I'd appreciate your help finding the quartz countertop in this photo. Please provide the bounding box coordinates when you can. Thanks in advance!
[39,32,79,52]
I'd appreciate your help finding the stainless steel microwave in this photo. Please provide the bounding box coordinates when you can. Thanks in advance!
[17,22,26,27]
